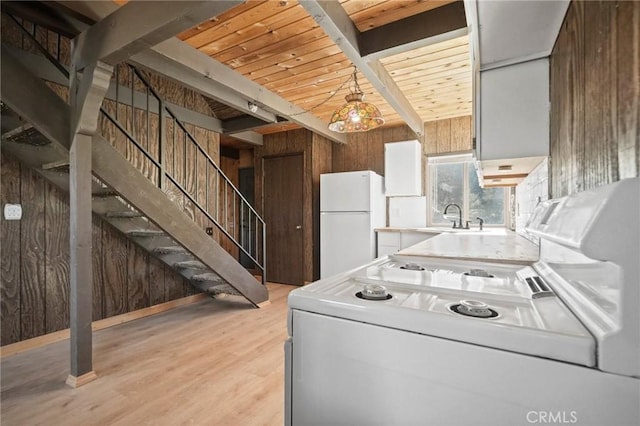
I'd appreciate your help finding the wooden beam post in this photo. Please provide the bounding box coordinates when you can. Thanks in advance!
[66,56,112,388]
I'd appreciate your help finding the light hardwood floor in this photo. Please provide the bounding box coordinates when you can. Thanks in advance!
[1,283,296,426]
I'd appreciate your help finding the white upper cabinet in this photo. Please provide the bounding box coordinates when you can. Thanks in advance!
[384,140,422,196]
[478,58,550,161]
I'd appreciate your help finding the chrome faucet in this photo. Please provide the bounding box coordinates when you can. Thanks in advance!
[444,203,467,229]
[476,217,484,231]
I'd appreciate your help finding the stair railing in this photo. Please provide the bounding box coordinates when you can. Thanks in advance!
[6,15,266,285]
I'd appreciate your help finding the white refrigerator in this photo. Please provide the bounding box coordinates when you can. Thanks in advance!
[320,171,386,278]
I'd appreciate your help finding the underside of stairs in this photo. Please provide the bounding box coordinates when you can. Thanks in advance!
[1,46,268,307]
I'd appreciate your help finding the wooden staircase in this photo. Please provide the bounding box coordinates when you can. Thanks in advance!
[1,44,268,307]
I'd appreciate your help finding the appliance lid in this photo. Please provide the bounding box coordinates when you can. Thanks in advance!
[354,255,530,299]
[526,177,640,377]
[289,276,595,368]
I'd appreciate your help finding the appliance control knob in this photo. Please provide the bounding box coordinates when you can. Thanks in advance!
[460,300,491,315]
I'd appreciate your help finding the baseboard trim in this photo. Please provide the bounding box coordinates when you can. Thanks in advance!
[66,371,98,388]
[0,293,208,358]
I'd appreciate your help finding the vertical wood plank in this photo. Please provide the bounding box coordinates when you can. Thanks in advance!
[44,183,70,334]
[148,256,166,305]
[584,1,615,191]
[19,165,46,340]
[372,128,384,176]
[127,241,149,311]
[436,119,451,153]
[616,0,640,179]
[568,0,585,194]
[1,154,22,345]
[450,116,471,152]
[549,0,639,196]
[332,141,345,172]
[425,121,438,155]
[302,132,314,282]
[102,224,128,317]
[163,267,185,301]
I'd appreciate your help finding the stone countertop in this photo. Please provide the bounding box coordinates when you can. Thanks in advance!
[375,227,509,235]
[396,231,539,264]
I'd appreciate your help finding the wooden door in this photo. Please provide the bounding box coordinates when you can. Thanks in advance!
[264,154,304,285]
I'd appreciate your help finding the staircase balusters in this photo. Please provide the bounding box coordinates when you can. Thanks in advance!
[7,16,266,285]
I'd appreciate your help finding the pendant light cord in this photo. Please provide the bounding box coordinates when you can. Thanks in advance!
[288,66,358,117]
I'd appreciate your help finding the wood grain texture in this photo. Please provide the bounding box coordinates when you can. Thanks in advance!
[44,182,70,333]
[19,164,46,340]
[102,223,128,317]
[148,256,166,306]
[163,266,185,302]
[425,121,438,155]
[331,125,417,175]
[127,241,149,311]
[550,0,638,197]
[177,1,469,128]
[436,119,451,153]
[311,134,334,281]
[616,0,640,180]
[0,21,234,344]
[1,154,22,345]
[450,116,472,152]
[584,1,617,190]
[0,283,293,425]
[424,116,472,155]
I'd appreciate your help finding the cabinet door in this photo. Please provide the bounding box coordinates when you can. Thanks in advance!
[385,141,422,196]
[479,58,549,160]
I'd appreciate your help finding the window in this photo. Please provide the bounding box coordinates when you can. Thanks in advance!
[429,155,507,227]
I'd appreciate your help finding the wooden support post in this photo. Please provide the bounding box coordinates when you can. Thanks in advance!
[67,57,112,388]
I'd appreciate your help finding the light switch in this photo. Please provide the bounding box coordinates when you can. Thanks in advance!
[4,204,23,220]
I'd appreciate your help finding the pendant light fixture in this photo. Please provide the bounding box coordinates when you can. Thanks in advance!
[328,67,384,133]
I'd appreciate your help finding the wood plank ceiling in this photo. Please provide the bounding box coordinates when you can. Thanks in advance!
[177,0,472,136]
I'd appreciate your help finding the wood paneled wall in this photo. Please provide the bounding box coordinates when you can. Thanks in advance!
[0,153,197,346]
[332,125,418,175]
[0,17,231,345]
[424,116,473,155]
[550,0,639,197]
[311,134,333,279]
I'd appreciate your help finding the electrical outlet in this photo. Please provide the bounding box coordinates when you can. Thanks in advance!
[205,227,213,235]
[4,204,23,220]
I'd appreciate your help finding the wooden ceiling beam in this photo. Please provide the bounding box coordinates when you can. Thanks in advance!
[299,0,424,136]
[130,48,278,125]
[73,1,243,70]
[360,1,468,62]
[223,115,272,134]
[131,39,347,144]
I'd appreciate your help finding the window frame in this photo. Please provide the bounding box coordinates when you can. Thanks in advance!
[427,154,509,228]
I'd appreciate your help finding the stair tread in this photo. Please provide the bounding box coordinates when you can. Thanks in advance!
[92,189,120,197]
[174,260,207,270]
[191,272,222,282]
[208,284,241,297]
[127,229,165,237]
[104,211,144,218]
[3,125,50,146]
[153,246,188,255]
